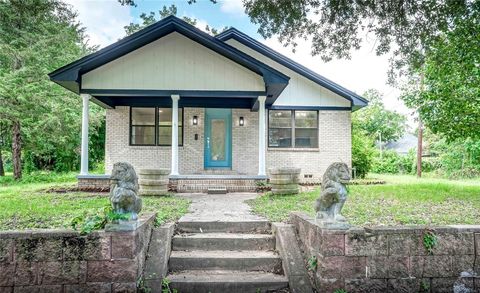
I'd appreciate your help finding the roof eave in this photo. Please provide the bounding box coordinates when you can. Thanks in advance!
[217,28,369,110]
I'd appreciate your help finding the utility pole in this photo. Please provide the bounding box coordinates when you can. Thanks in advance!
[417,71,424,178]
[417,118,423,178]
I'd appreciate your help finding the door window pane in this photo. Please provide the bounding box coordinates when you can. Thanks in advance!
[210,119,226,161]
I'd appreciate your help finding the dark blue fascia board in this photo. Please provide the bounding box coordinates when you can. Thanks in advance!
[49,16,289,100]
[268,105,352,111]
[217,28,368,109]
[81,89,266,98]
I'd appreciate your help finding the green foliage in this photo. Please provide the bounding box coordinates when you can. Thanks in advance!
[71,205,131,235]
[353,90,407,142]
[423,230,438,254]
[243,0,473,78]
[0,170,76,186]
[124,4,228,36]
[371,150,416,175]
[402,2,480,140]
[333,290,348,293]
[137,277,151,293]
[250,174,480,226]
[426,133,480,179]
[161,278,177,293]
[0,0,105,175]
[351,126,374,179]
[307,255,317,271]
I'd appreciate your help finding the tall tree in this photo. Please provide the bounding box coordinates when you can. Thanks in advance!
[242,0,471,79]
[124,4,228,36]
[402,3,480,141]
[352,89,407,143]
[0,0,98,178]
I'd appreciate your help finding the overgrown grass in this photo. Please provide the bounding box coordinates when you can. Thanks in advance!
[249,174,480,226]
[0,173,190,230]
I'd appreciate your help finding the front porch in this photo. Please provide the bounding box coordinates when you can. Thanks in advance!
[77,93,272,192]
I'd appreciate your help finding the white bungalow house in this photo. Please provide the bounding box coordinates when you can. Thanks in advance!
[49,16,367,192]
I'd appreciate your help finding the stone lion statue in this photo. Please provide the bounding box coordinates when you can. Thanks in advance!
[110,162,142,221]
[315,162,351,225]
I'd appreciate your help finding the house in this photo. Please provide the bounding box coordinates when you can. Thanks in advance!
[384,133,417,155]
[49,16,367,192]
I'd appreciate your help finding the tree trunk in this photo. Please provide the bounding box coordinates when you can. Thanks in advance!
[417,118,423,178]
[0,147,4,176]
[12,121,22,180]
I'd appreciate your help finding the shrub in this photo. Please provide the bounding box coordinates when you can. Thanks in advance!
[352,130,374,178]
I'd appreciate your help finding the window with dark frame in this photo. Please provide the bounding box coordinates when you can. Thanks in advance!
[130,107,183,146]
[268,110,318,148]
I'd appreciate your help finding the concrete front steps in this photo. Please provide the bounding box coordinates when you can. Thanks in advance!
[166,220,289,292]
[169,175,266,193]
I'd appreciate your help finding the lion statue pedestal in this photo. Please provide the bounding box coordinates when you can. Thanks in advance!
[315,162,351,230]
[105,162,143,232]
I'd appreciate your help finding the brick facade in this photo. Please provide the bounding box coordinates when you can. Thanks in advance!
[105,106,351,181]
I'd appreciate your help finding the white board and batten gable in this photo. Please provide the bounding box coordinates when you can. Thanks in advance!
[225,39,351,108]
[82,32,265,92]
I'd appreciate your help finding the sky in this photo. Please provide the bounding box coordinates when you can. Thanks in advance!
[65,0,410,116]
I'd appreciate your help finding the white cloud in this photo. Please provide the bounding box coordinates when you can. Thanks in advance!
[64,0,132,48]
[261,37,411,117]
[220,0,245,15]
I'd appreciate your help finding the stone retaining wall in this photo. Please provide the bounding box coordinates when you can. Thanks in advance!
[0,214,155,293]
[290,212,480,293]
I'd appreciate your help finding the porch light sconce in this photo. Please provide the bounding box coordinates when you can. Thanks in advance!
[193,115,198,125]
[239,116,245,126]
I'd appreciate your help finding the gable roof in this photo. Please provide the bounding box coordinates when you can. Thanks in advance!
[48,16,289,103]
[217,28,368,110]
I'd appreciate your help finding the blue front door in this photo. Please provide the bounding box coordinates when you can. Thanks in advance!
[204,108,232,168]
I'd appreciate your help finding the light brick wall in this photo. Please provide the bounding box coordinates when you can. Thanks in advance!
[266,110,352,181]
[105,107,351,179]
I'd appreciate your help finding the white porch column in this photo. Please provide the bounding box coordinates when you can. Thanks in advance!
[170,94,180,176]
[80,94,90,175]
[258,96,267,176]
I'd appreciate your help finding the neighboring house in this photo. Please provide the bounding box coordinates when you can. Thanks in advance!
[384,133,417,155]
[49,16,367,191]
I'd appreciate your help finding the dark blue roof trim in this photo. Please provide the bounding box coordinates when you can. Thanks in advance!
[49,16,288,102]
[268,105,351,111]
[81,89,266,98]
[217,28,368,110]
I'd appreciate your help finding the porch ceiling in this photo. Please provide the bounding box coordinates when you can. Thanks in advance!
[89,90,264,109]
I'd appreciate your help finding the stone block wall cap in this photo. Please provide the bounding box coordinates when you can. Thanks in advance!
[139,169,170,175]
[77,174,111,179]
[268,167,301,175]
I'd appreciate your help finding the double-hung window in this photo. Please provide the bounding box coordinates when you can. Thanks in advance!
[130,107,183,146]
[268,110,318,148]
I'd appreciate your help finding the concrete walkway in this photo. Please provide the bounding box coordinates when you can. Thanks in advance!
[176,193,265,222]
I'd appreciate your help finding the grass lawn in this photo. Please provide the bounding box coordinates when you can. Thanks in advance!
[249,174,480,226]
[0,172,190,230]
